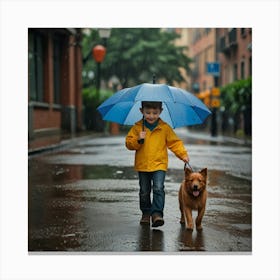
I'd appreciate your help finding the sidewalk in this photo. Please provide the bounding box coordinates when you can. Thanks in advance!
[28,131,103,156]
[177,128,252,146]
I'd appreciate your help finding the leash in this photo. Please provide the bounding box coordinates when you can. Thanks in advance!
[184,162,193,172]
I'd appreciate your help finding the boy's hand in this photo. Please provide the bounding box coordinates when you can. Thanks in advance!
[182,156,189,163]
[139,131,146,140]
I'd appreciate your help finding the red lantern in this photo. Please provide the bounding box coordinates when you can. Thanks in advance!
[92,45,106,63]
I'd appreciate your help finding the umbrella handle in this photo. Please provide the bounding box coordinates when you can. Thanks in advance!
[139,116,145,144]
[184,162,193,172]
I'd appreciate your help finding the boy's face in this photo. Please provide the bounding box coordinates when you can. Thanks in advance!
[140,107,162,125]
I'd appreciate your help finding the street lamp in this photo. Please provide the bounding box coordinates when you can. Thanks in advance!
[91,28,111,101]
[98,28,111,46]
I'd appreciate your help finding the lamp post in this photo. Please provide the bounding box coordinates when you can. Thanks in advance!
[92,45,106,101]
[91,28,111,101]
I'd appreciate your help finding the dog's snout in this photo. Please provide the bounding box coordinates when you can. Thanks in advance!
[193,185,198,191]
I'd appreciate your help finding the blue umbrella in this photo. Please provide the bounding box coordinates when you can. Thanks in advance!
[97,83,211,128]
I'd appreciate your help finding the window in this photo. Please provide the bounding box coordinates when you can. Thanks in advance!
[192,29,201,43]
[249,56,252,77]
[229,28,237,44]
[241,28,246,37]
[28,31,45,102]
[204,28,211,35]
[241,61,245,79]
[53,35,63,104]
[233,63,238,81]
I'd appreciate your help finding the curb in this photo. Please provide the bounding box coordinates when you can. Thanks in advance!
[28,134,97,157]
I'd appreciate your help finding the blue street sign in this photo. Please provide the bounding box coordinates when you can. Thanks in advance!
[206,62,220,76]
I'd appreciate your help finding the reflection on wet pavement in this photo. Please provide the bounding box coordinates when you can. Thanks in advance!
[178,228,205,251]
[137,227,165,251]
[29,158,251,253]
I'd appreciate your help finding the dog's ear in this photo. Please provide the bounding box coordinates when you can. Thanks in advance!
[184,168,192,177]
[200,168,207,178]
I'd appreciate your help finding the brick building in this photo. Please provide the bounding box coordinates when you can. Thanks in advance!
[185,28,252,136]
[187,28,217,93]
[217,28,252,85]
[28,28,83,140]
[187,28,252,92]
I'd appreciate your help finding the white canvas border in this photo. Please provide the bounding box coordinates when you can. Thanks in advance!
[1,0,280,279]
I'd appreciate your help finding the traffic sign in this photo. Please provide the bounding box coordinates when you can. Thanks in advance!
[206,62,220,76]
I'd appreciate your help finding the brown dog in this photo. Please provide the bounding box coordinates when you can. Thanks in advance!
[178,168,208,231]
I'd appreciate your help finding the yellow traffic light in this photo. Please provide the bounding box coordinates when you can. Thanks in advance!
[211,87,220,97]
[211,99,220,108]
[204,97,210,107]
[197,89,210,99]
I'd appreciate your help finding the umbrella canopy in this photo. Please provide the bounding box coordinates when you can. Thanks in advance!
[97,83,211,128]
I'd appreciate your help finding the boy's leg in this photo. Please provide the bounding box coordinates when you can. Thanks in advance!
[138,172,152,223]
[151,170,166,227]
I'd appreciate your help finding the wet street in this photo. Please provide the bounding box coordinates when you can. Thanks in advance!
[28,129,252,253]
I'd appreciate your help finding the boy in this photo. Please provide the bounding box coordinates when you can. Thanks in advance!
[125,101,189,227]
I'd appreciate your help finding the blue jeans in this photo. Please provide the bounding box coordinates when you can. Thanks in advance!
[138,170,166,217]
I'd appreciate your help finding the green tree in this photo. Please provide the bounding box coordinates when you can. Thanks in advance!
[81,28,192,132]
[82,28,192,89]
[221,77,251,114]
[220,77,252,136]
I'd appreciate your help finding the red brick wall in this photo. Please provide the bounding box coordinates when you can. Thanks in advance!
[29,29,83,136]
[33,108,61,130]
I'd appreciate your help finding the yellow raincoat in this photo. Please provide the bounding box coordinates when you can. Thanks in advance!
[125,119,188,172]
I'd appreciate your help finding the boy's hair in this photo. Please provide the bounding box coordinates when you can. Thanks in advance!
[141,101,162,110]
